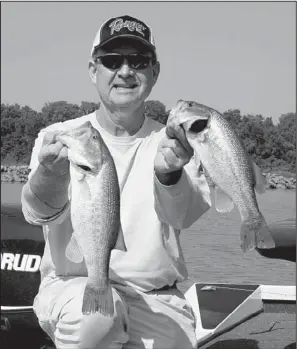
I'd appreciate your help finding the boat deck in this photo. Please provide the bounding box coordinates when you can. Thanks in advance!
[1,301,295,349]
[199,302,296,349]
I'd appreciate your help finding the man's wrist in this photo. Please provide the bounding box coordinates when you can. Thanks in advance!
[29,164,70,209]
[154,169,183,186]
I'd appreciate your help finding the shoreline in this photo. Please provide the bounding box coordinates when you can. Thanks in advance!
[1,165,296,190]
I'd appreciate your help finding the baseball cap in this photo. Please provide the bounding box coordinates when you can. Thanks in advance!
[91,15,156,57]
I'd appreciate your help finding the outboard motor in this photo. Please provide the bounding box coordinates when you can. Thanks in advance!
[1,189,54,349]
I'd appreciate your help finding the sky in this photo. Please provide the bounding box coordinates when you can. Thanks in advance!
[1,1,296,122]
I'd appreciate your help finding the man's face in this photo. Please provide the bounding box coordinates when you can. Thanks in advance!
[89,42,160,110]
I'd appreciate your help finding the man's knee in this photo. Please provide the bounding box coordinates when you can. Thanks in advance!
[80,312,117,348]
[55,291,128,349]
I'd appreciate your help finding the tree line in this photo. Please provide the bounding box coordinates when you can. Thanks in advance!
[1,100,295,172]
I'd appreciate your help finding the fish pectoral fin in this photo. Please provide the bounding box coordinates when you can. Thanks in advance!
[65,234,84,263]
[193,151,201,169]
[114,225,127,252]
[251,161,267,194]
[214,186,235,213]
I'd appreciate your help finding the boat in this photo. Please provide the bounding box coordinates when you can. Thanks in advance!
[1,187,296,349]
[1,193,49,349]
[185,283,296,349]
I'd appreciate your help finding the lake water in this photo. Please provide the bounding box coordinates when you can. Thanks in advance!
[180,188,296,292]
[1,183,296,293]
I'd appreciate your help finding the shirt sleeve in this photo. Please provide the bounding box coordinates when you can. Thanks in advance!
[154,157,212,230]
[21,124,71,226]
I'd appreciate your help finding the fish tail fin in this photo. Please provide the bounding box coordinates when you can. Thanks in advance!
[255,214,276,250]
[240,222,257,252]
[82,282,114,317]
[240,215,276,252]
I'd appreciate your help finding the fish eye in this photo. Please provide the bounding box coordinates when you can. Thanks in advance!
[92,135,98,140]
[189,119,208,133]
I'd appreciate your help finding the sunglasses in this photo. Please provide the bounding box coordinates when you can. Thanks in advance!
[95,53,154,70]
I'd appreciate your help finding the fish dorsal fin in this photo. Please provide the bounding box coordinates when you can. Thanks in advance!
[251,161,266,194]
[65,234,84,263]
[214,186,235,213]
[114,225,127,252]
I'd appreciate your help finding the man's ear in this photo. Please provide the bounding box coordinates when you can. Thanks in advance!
[152,61,160,86]
[89,60,97,84]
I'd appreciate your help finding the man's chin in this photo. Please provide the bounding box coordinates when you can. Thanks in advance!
[111,96,141,108]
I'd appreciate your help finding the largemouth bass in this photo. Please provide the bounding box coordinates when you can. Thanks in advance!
[167,100,275,252]
[55,121,126,316]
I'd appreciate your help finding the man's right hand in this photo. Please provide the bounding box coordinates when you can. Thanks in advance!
[23,131,70,212]
[38,132,69,176]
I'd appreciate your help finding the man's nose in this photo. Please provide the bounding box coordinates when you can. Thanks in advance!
[118,59,134,77]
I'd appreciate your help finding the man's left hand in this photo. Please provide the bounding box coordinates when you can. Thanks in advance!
[154,135,193,174]
[154,123,193,185]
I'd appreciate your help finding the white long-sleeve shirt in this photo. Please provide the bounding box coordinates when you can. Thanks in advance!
[21,112,211,292]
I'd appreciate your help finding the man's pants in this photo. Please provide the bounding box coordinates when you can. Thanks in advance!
[33,276,198,349]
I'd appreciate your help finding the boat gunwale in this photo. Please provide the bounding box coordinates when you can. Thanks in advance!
[2,283,295,311]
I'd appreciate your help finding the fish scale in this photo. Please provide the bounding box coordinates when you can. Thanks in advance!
[55,121,127,316]
[167,100,276,253]
[203,112,256,201]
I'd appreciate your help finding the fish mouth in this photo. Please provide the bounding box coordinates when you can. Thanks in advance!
[71,160,96,174]
[76,164,93,172]
[71,161,99,177]
[68,152,98,175]
[173,100,210,134]
[185,118,209,133]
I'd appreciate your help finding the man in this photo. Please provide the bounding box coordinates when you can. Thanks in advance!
[22,15,211,349]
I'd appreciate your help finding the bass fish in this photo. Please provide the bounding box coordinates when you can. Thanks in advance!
[167,100,275,252]
[55,121,126,316]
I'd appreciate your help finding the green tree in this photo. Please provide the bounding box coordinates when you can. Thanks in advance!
[80,101,100,115]
[41,101,82,126]
[1,104,43,164]
[277,112,296,145]
[144,100,168,124]
[223,109,242,128]
[1,101,295,172]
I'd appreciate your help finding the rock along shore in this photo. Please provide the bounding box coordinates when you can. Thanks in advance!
[1,165,296,190]
[1,165,31,183]
[262,172,296,190]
